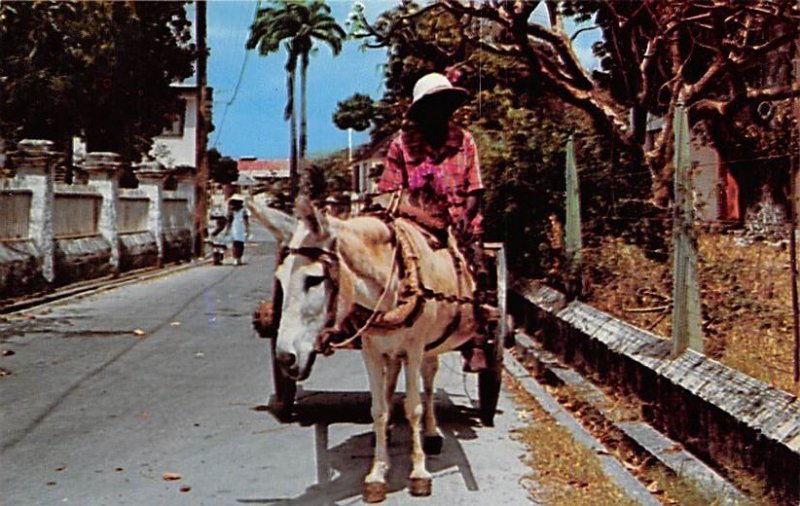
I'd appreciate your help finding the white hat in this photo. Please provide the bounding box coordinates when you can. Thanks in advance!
[407,72,468,120]
[227,193,244,203]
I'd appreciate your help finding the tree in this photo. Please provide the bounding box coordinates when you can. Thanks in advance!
[0,1,195,161]
[347,1,667,276]
[351,0,800,209]
[333,93,376,132]
[207,148,239,185]
[247,0,345,200]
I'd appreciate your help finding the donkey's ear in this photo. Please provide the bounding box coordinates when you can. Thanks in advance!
[246,200,297,245]
[296,196,330,239]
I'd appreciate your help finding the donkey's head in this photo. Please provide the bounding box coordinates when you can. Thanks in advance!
[270,197,340,380]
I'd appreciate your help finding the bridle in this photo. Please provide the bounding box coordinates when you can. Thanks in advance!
[279,238,400,355]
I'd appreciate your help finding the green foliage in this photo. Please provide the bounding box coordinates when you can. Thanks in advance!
[332,93,375,132]
[0,1,195,160]
[207,148,239,185]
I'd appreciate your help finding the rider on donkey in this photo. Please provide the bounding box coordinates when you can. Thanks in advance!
[377,72,491,372]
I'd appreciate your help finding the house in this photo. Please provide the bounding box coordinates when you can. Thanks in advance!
[150,82,213,170]
[237,157,290,181]
[349,136,393,196]
[645,114,734,222]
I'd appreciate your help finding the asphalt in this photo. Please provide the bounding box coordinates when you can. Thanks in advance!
[0,232,534,506]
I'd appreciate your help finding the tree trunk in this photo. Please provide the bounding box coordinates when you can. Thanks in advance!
[298,53,310,197]
[288,67,299,202]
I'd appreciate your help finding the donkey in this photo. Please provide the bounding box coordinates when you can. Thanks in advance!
[249,197,481,502]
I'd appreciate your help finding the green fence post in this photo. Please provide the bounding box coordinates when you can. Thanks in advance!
[671,102,703,355]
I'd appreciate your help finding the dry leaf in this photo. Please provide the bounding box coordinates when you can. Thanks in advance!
[170,321,181,326]
[1,349,14,357]
[179,485,191,493]
[162,472,182,481]
[132,329,146,336]
[646,481,662,493]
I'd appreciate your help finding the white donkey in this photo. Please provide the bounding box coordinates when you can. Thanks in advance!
[249,197,482,502]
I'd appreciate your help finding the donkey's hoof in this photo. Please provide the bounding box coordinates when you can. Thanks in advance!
[363,481,387,503]
[423,434,443,455]
[409,477,432,497]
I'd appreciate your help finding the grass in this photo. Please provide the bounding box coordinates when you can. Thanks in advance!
[583,233,800,396]
[506,376,639,506]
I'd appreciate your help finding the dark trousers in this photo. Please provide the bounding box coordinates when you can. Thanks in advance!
[232,240,244,259]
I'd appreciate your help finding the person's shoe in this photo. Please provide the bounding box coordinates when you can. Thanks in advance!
[462,346,488,373]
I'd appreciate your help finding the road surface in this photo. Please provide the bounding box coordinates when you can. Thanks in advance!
[0,233,533,505]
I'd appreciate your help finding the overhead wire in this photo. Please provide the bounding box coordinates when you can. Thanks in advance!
[211,0,261,150]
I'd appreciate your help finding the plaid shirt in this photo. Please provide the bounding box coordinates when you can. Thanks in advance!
[377,127,484,233]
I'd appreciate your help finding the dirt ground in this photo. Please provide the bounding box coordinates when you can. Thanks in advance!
[583,233,800,396]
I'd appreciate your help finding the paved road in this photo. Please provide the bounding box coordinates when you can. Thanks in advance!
[0,235,533,506]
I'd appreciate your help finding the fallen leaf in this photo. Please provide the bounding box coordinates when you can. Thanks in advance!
[55,466,66,472]
[115,467,124,472]
[162,472,182,481]
[179,485,191,493]
[132,329,146,336]
[646,481,662,493]
[1,349,15,357]
[195,352,205,358]
[0,368,12,377]
[170,321,181,326]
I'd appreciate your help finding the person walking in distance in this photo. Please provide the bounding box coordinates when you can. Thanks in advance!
[225,194,250,266]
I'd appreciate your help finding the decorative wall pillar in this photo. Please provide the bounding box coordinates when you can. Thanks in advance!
[134,161,168,266]
[86,152,124,272]
[175,168,197,254]
[9,139,59,284]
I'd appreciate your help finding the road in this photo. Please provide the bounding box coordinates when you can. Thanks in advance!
[0,233,533,506]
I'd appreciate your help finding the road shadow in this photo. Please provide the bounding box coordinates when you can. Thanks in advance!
[240,388,483,505]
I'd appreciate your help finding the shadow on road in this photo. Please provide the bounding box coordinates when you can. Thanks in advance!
[240,389,484,505]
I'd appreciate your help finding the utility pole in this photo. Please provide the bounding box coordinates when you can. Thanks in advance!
[194,0,209,257]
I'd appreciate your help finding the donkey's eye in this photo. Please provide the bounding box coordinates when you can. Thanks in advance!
[304,275,326,291]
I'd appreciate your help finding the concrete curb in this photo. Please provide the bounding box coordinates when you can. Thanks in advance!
[1,258,212,315]
[512,332,747,506]
[503,347,662,506]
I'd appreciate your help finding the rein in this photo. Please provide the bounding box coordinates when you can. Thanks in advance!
[281,193,477,355]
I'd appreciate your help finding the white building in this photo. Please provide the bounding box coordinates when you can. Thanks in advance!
[150,83,212,169]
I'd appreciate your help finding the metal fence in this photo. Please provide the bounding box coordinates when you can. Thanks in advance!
[53,193,101,238]
[118,197,150,234]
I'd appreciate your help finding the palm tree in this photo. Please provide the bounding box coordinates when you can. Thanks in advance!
[246,1,345,200]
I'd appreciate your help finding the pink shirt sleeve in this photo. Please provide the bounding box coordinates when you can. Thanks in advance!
[377,136,405,192]
[464,132,483,194]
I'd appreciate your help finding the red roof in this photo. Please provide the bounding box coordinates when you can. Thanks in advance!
[237,158,290,178]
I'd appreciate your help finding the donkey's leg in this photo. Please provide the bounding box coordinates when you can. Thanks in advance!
[404,346,432,496]
[421,355,443,455]
[362,348,390,503]
[384,357,402,443]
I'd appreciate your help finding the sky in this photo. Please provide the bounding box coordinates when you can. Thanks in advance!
[199,1,599,161]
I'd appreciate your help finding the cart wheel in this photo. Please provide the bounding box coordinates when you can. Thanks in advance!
[270,337,296,421]
[478,243,508,427]
[478,347,502,426]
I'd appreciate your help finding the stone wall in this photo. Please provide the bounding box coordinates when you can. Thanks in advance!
[510,278,800,504]
[0,141,197,301]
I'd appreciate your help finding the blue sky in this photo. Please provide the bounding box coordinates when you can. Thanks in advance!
[200,1,599,160]
[204,1,389,160]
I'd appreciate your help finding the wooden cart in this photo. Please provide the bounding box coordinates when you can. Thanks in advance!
[253,243,509,426]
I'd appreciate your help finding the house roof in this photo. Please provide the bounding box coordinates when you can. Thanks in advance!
[237,158,290,178]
